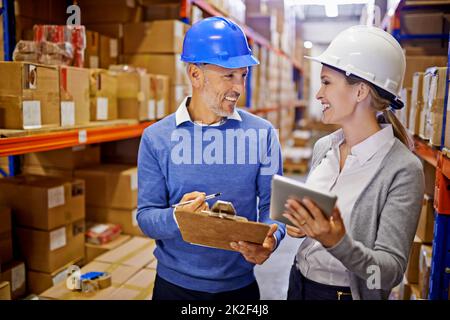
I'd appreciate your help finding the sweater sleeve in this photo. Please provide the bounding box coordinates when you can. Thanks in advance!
[257,126,286,249]
[326,160,425,290]
[136,131,180,240]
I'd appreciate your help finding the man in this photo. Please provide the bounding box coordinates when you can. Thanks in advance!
[137,17,285,300]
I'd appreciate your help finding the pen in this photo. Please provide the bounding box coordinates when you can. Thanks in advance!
[171,192,222,208]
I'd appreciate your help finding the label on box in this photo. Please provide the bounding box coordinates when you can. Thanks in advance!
[130,172,138,190]
[48,186,65,209]
[96,97,108,120]
[148,100,156,120]
[22,101,41,129]
[175,23,183,38]
[89,56,99,68]
[12,263,25,292]
[110,39,118,58]
[157,99,165,119]
[126,0,135,8]
[132,209,138,227]
[78,130,87,144]
[52,268,67,286]
[50,227,67,251]
[61,101,75,127]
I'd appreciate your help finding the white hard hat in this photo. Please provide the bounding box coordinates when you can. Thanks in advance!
[305,25,406,109]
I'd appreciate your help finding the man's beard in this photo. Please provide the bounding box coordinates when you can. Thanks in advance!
[200,77,235,117]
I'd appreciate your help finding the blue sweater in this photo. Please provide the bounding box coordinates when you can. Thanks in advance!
[137,109,286,293]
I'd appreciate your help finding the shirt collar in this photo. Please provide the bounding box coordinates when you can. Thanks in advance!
[175,96,242,127]
[330,124,395,165]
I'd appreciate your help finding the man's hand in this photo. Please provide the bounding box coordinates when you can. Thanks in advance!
[230,224,278,265]
[177,191,209,213]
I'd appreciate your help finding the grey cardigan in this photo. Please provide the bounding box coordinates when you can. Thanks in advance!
[304,134,425,300]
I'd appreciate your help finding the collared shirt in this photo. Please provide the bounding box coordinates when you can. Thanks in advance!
[175,96,242,127]
[296,124,396,287]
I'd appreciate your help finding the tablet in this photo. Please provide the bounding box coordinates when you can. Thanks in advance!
[269,174,337,227]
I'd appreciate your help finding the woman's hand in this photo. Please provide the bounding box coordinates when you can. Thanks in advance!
[283,197,346,248]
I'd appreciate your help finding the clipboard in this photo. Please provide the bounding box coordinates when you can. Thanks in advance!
[175,210,270,251]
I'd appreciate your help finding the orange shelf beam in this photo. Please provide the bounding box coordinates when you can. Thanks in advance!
[414,136,440,168]
[0,121,154,157]
[191,0,303,72]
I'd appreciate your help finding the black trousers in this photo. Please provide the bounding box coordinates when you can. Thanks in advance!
[287,261,353,300]
[152,274,260,300]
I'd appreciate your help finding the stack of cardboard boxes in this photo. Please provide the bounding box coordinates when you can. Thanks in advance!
[41,236,156,300]
[123,20,190,116]
[75,164,142,237]
[0,175,86,296]
[401,162,436,299]
[0,207,24,300]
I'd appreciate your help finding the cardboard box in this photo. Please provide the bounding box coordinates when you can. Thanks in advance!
[85,23,124,39]
[22,165,74,179]
[74,165,138,210]
[409,72,424,135]
[109,268,156,300]
[89,69,118,121]
[404,55,447,88]
[410,284,422,300]
[401,12,449,35]
[416,195,435,243]
[154,75,170,119]
[94,236,155,269]
[143,3,182,21]
[117,71,151,120]
[406,236,421,284]
[99,35,119,68]
[123,20,186,54]
[101,138,140,165]
[169,85,191,114]
[0,281,11,300]
[0,261,26,299]
[399,277,411,300]
[0,175,85,230]
[145,259,157,270]
[40,260,140,300]
[124,54,189,86]
[27,258,83,295]
[87,207,143,236]
[16,220,85,273]
[0,207,13,265]
[0,62,60,129]
[85,234,131,263]
[59,66,90,126]
[78,0,142,24]
[423,162,436,197]
[24,144,100,170]
[427,67,447,146]
[84,30,100,68]
[418,244,432,299]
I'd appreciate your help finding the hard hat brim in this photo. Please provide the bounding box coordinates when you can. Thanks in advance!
[182,54,260,69]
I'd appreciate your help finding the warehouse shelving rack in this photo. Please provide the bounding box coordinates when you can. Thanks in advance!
[385,0,450,300]
[0,0,304,177]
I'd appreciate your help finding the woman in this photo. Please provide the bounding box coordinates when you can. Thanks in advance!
[283,25,425,300]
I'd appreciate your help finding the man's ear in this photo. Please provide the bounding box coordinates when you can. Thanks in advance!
[188,64,204,89]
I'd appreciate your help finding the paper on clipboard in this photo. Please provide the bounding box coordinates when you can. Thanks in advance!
[175,210,270,251]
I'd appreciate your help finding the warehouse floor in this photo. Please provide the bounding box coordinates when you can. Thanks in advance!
[255,174,306,300]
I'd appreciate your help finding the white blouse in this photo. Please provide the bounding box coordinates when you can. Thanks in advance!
[296,124,395,286]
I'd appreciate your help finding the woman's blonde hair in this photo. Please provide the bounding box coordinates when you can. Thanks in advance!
[345,73,414,150]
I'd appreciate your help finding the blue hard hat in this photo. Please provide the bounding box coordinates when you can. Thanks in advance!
[181,17,259,69]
